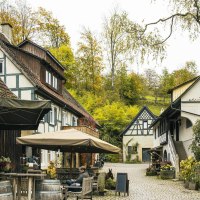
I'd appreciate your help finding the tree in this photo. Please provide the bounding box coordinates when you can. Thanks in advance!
[49,44,76,89]
[117,71,145,105]
[144,0,200,44]
[0,0,38,44]
[76,27,104,93]
[37,7,70,48]
[171,61,198,86]
[159,68,172,102]
[144,68,160,103]
[103,9,165,90]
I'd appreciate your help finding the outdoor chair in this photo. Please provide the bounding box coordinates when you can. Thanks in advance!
[63,176,93,200]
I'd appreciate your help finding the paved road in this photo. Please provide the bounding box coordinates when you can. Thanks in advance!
[92,163,200,200]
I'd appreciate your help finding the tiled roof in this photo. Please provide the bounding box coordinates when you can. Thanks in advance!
[0,78,16,99]
[0,37,97,123]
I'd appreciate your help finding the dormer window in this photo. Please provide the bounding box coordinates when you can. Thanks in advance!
[0,60,4,74]
[52,75,58,89]
[46,70,51,84]
[45,70,58,90]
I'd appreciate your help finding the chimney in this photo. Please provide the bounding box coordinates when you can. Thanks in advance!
[1,23,12,43]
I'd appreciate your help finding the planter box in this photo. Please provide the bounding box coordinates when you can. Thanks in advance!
[160,170,175,179]
[188,182,198,190]
[146,171,157,176]
[184,181,189,189]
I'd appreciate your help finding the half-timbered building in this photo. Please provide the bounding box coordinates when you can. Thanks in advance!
[151,76,200,176]
[122,106,156,162]
[0,23,99,169]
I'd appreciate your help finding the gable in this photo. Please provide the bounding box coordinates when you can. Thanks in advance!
[172,81,195,102]
[122,107,156,136]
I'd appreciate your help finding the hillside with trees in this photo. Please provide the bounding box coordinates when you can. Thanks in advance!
[0,0,199,148]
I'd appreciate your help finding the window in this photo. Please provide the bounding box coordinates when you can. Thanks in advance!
[48,72,51,84]
[62,112,68,126]
[0,60,4,74]
[46,70,51,84]
[49,109,54,125]
[52,76,58,89]
[49,107,57,125]
[45,70,59,90]
[143,121,148,129]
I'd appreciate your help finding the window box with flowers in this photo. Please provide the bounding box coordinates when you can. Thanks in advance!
[0,156,12,172]
[160,163,175,179]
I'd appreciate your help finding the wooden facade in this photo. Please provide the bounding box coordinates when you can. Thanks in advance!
[0,130,22,172]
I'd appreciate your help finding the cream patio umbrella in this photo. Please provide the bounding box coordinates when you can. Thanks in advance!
[16,128,121,154]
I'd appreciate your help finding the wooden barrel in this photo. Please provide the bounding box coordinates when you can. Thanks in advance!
[0,181,13,200]
[35,179,62,200]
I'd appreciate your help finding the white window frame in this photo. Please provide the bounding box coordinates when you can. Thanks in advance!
[143,121,148,129]
[50,108,55,125]
[0,60,4,75]
[48,72,51,85]
[52,76,58,89]
[62,111,68,126]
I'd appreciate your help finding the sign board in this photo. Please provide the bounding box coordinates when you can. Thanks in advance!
[115,173,129,195]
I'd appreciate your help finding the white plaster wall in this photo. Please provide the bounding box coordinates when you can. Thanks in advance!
[6,58,21,74]
[19,75,33,88]
[21,90,32,100]
[123,135,153,162]
[37,123,45,133]
[0,76,4,82]
[6,76,16,88]
[12,90,18,97]
[179,118,193,142]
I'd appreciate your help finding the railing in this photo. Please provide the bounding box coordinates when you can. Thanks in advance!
[168,133,179,177]
[62,126,99,138]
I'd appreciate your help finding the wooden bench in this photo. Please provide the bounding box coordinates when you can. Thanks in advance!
[64,177,93,200]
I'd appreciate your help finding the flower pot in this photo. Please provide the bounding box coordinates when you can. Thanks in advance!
[188,182,198,190]
[99,191,105,196]
[184,180,189,189]
[160,170,175,179]
[146,171,157,176]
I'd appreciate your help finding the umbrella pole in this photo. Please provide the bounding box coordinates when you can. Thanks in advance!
[70,152,72,179]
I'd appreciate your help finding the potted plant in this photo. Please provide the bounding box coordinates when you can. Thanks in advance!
[47,161,56,179]
[160,163,175,179]
[98,172,106,196]
[0,156,12,172]
[105,178,116,190]
[188,161,200,190]
[146,165,157,176]
[180,157,195,188]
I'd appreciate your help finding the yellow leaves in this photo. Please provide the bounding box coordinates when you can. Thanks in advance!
[47,161,56,179]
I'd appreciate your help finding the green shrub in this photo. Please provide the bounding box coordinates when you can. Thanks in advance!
[105,178,116,190]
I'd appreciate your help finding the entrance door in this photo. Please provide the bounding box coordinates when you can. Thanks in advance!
[142,148,151,162]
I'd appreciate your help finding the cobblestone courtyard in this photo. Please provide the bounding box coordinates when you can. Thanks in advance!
[89,163,200,200]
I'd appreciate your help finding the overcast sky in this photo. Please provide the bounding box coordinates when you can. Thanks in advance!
[28,0,200,75]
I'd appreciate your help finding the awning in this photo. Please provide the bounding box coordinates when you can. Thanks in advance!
[0,98,51,130]
[16,128,121,154]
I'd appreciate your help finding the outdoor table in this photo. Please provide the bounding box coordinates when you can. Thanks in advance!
[0,172,46,200]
